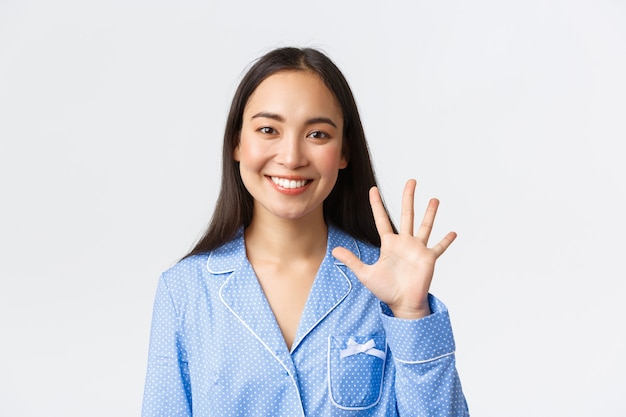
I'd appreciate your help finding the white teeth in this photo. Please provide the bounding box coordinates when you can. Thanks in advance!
[270,177,308,189]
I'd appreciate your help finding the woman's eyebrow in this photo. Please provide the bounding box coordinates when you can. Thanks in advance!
[251,112,337,128]
[305,117,337,128]
[251,112,284,122]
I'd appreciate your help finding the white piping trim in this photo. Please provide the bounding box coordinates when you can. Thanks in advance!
[326,336,386,411]
[218,276,306,417]
[206,250,236,274]
[394,350,455,364]
[291,264,352,353]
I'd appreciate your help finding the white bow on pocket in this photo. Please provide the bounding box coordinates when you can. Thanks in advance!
[340,338,386,360]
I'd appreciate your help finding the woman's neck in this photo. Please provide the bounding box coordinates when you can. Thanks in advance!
[244,214,328,264]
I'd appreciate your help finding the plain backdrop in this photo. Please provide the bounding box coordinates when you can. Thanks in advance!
[1,0,625,416]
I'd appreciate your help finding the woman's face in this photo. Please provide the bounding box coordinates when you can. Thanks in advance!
[234,70,347,224]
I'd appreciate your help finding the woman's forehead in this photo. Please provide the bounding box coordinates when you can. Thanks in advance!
[243,70,343,121]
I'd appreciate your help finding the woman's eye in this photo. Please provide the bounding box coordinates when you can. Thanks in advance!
[308,130,329,139]
[259,127,277,135]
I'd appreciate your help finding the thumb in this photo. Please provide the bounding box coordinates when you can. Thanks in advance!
[332,247,366,277]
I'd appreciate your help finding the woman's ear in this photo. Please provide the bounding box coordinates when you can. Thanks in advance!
[340,139,349,169]
[339,153,348,169]
[233,134,242,161]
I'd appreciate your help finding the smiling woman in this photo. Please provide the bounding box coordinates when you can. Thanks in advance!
[141,47,469,417]
[235,70,348,224]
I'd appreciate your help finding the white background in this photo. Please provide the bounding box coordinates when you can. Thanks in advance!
[1,0,625,416]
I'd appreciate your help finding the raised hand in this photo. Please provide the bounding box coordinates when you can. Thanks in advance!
[332,179,457,319]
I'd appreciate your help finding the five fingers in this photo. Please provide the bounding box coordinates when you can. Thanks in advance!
[373,179,456,258]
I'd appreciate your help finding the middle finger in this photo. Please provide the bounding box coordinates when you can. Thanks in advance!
[400,179,417,235]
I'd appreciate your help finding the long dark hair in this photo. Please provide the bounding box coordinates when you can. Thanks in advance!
[184,47,395,258]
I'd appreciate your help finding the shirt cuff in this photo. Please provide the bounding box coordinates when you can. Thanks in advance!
[379,294,456,363]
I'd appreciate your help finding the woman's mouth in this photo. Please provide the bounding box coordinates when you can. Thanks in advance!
[269,176,311,189]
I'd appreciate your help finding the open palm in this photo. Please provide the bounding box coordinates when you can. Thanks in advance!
[332,179,457,319]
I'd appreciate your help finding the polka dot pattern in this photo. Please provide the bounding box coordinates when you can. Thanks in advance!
[142,225,469,416]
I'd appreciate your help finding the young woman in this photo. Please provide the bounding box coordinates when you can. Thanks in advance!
[142,47,469,416]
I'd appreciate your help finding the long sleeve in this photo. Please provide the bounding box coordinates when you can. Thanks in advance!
[142,276,192,417]
[380,294,469,416]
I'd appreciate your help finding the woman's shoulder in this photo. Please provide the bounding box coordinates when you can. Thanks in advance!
[160,252,211,288]
[161,230,246,287]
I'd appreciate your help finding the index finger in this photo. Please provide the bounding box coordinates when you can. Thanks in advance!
[369,186,394,236]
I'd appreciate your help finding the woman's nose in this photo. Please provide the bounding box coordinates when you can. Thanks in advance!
[276,135,308,169]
